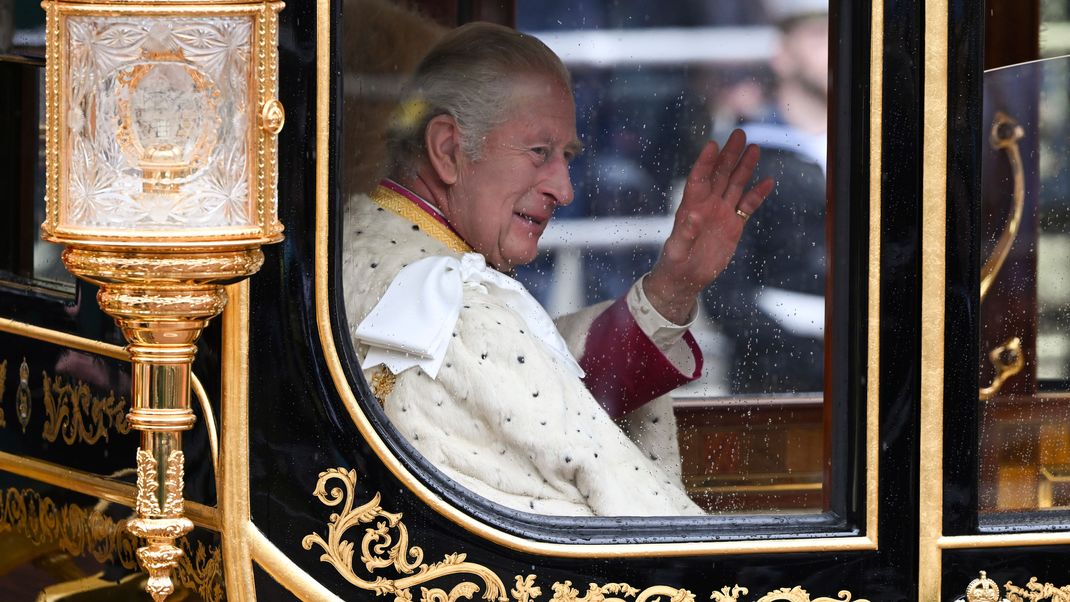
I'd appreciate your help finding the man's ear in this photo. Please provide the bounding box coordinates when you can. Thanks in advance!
[425,114,462,185]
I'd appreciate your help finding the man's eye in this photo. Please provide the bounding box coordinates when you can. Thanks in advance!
[530,147,550,160]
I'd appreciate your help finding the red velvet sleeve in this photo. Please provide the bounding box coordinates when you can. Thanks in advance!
[579,295,703,418]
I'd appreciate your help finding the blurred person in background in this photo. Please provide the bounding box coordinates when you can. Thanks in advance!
[703,0,829,394]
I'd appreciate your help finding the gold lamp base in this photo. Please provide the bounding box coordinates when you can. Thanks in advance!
[62,248,265,601]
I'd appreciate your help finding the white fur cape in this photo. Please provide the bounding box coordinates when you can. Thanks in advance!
[343,194,702,516]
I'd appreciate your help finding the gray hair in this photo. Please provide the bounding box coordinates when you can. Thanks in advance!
[386,22,572,178]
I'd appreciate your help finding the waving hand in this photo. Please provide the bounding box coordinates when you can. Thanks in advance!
[643,129,775,324]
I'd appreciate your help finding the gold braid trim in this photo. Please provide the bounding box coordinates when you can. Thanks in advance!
[370,185,473,254]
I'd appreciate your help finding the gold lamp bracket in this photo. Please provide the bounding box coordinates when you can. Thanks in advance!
[40,1,285,600]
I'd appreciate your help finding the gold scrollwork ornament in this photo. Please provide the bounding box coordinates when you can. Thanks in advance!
[712,586,750,602]
[129,448,193,602]
[305,467,871,602]
[41,372,131,445]
[549,581,694,602]
[16,358,31,432]
[1004,577,1070,602]
[754,588,869,602]
[302,467,509,601]
[0,487,222,602]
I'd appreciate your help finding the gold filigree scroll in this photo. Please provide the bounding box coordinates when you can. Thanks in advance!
[965,570,1070,602]
[1004,577,1070,602]
[0,359,7,427]
[753,588,870,602]
[303,467,509,601]
[0,487,222,602]
[548,581,694,602]
[712,586,751,602]
[41,372,132,445]
[304,467,871,602]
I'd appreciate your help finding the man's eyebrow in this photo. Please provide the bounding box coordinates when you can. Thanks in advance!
[565,139,584,157]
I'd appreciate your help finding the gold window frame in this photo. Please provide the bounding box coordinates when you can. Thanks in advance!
[308,0,883,559]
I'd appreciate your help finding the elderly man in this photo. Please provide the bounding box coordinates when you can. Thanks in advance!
[343,22,771,516]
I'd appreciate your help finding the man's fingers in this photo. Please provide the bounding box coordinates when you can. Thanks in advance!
[686,140,720,188]
[723,144,761,203]
[736,177,775,217]
[709,129,748,197]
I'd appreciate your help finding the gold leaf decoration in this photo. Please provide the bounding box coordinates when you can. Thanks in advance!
[756,588,869,602]
[136,448,161,516]
[41,372,131,445]
[0,487,222,602]
[305,467,870,602]
[547,580,693,602]
[16,358,31,432]
[511,575,543,602]
[163,450,186,516]
[1004,577,1070,602]
[134,448,186,518]
[302,467,508,601]
[712,586,750,602]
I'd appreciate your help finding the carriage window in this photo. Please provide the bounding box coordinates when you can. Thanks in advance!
[0,52,74,296]
[340,0,829,517]
[978,0,1070,518]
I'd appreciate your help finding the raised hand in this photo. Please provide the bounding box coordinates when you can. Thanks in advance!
[643,129,774,324]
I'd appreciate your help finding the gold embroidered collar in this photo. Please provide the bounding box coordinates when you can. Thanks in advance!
[369,184,473,254]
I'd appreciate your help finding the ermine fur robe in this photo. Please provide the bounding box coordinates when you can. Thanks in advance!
[343,195,703,516]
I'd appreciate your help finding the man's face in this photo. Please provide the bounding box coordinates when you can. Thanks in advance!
[774,16,829,97]
[445,74,581,272]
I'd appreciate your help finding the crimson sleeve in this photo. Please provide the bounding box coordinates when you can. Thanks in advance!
[580,296,703,418]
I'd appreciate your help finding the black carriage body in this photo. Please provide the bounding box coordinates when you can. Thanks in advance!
[2,0,1068,600]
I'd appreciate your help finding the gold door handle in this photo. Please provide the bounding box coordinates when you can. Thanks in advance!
[978,112,1026,400]
[979,336,1024,400]
[980,111,1025,302]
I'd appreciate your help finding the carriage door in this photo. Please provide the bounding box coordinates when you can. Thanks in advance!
[932,0,1070,598]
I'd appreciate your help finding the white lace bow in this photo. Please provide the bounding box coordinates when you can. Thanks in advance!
[355,253,584,380]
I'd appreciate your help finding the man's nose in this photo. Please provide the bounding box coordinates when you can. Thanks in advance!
[541,158,574,207]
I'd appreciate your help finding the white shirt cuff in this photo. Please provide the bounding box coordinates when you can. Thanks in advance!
[627,274,698,375]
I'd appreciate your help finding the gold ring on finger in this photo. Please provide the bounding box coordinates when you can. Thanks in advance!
[735,208,750,222]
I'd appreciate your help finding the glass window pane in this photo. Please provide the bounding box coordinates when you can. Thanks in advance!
[0,57,75,295]
[340,0,829,517]
[979,49,1070,516]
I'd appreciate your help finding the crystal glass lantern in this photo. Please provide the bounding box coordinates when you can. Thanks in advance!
[39,2,285,600]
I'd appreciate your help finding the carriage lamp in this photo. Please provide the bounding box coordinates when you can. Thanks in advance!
[39,1,284,600]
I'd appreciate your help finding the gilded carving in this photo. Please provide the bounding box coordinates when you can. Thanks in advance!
[1004,577,1070,602]
[16,358,31,432]
[755,588,869,602]
[712,586,750,602]
[967,572,1002,602]
[963,570,1070,602]
[41,372,131,445]
[549,581,694,602]
[135,448,186,517]
[512,575,542,602]
[302,467,509,601]
[254,3,284,231]
[305,467,871,602]
[136,448,160,516]
[0,487,222,602]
